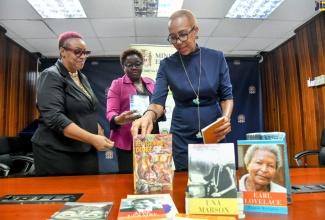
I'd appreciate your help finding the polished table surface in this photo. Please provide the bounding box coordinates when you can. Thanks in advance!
[0,168,325,219]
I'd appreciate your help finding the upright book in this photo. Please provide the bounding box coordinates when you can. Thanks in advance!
[245,132,292,204]
[186,143,239,219]
[117,197,166,219]
[201,117,227,144]
[48,202,113,220]
[133,134,173,193]
[237,139,288,214]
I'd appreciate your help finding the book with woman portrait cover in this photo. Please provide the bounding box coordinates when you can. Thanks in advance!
[48,202,113,220]
[237,139,288,214]
[186,143,239,219]
[133,134,174,193]
[117,197,166,220]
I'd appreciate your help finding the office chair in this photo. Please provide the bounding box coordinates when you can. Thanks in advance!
[0,136,35,177]
[293,128,325,166]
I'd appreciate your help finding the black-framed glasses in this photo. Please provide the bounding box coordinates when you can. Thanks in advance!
[124,62,143,69]
[167,26,196,44]
[62,47,91,57]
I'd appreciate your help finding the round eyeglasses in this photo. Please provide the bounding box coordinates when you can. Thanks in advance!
[62,47,91,57]
[167,26,196,44]
[124,62,143,69]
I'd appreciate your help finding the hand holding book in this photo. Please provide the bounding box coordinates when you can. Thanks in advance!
[201,116,231,144]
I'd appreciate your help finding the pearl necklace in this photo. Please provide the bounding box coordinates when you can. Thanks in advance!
[179,47,202,138]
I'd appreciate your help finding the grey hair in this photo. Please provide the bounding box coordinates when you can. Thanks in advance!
[244,144,282,171]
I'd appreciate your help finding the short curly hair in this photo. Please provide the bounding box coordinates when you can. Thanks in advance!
[120,48,144,66]
[244,144,283,171]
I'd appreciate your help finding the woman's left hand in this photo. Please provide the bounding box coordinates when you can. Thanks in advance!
[214,116,231,142]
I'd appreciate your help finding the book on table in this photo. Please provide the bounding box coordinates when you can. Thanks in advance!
[245,132,292,204]
[237,139,288,214]
[201,116,227,144]
[186,143,239,220]
[133,134,173,193]
[117,197,166,219]
[48,201,113,220]
[127,194,178,219]
[130,94,150,116]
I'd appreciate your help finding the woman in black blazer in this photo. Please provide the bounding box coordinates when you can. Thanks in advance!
[31,31,114,176]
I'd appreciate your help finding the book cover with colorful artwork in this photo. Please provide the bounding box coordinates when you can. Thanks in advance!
[133,134,173,193]
[237,139,288,214]
[117,197,166,220]
[186,143,239,218]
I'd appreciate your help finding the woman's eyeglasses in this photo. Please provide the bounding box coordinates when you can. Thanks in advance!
[124,62,143,69]
[62,47,91,57]
[167,26,196,44]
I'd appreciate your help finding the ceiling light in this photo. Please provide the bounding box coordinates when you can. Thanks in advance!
[226,0,284,19]
[27,0,87,18]
[134,0,183,17]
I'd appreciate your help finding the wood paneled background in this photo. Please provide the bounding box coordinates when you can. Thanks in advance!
[261,12,325,167]
[0,26,38,137]
[1,12,325,167]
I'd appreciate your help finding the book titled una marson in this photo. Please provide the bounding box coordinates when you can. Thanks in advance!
[133,134,173,193]
[48,202,113,220]
[237,139,288,214]
[186,143,239,219]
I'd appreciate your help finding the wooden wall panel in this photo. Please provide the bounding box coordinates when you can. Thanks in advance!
[261,12,325,167]
[0,26,38,136]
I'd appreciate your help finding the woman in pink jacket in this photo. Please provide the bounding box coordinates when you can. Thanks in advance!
[106,48,164,173]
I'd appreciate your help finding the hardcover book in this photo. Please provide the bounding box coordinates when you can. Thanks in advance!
[127,194,178,220]
[186,143,239,219]
[117,197,166,219]
[245,132,292,204]
[237,139,288,214]
[201,117,227,144]
[133,134,173,193]
[48,202,113,220]
[130,94,150,116]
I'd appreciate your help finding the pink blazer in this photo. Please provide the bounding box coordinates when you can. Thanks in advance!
[106,74,155,150]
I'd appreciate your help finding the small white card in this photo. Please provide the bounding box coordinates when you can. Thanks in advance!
[130,94,150,116]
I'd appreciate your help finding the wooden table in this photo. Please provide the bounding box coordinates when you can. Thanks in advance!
[0,168,325,219]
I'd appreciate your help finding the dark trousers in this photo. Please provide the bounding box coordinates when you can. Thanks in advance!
[116,147,133,174]
[32,142,98,176]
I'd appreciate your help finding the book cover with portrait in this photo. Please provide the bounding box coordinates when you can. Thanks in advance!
[237,139,288,214]
[186,143,239,218]
[127,194,178,220]
[133,134,173,193]
[117,197,166,220]
[48,202,113,220]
